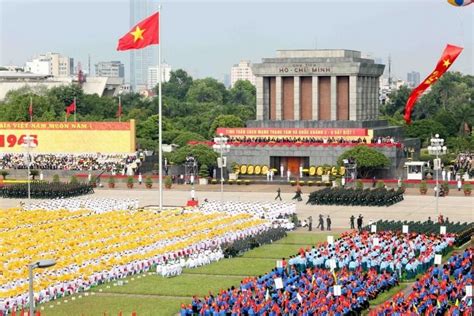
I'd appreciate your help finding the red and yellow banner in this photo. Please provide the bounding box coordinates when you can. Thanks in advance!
[216,127,369,138]
[404,44,463,124]
[0,121,135,153]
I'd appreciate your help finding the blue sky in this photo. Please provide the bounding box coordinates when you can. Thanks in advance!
[0,0,472,82]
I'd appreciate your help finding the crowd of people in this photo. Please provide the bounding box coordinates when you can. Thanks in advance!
[198,200,296,230]
[22,197,140,213]
[372,248,473,315]
[181,230,457,315]
[1,199,294,314]
[453,153,473,175]
[223,135,399,145]
[0,153,140,173]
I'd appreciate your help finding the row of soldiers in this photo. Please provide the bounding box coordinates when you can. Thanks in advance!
[222,227,287,258]
[1,182,94,199]
[306,187,404,207]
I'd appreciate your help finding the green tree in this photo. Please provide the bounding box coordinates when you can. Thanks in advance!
[172,131,206,147]
[170,144,218,167]
[209,114,245,137]
[161,69,193,100]
[229,80,256,106]
[381,85,411,116]
[433,109,458,137]
[379,112,405,127]
[405,119,448,146]
[186,78,227,104]
[337,145,390,178]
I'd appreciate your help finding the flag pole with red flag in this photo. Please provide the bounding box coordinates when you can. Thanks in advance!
[157,6,163,211]
[117,9,162,210]
[29,96,33,123]
[117,95,122,122]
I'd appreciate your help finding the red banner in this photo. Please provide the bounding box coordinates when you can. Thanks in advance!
[216,127,368,138]
[0,122,131,131]
[404,44,463,124]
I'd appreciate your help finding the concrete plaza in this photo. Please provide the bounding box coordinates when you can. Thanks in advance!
[1,184,472,229]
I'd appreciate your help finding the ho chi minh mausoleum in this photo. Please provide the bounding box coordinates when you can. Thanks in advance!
[220,49,420,178]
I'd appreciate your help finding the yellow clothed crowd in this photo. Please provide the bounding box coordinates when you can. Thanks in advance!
[0,208,265,301]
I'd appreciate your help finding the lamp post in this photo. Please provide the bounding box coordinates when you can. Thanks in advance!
[29,259,56,315]
[427,134,447,216]
[213,134,230,202]
[21,135,37,207]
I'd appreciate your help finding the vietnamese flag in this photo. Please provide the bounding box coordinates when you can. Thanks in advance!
[117,12,159,51]
[66,100,76,117]
[404,44,463,124]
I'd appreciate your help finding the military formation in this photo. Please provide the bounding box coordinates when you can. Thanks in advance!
[222,227,287,258]
[306,187,404,207]
[1,182,94,199]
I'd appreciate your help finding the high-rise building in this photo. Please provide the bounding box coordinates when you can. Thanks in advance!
[147,63,172,89]
[25,52,74,77]
[231,60,256,87]
[130,0,158,91]
[95,61,125,78]
[407,71,420,88]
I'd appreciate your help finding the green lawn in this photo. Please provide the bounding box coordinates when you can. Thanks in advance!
[36,232,330,316]
[274,232,331,245]
[39,295,187,316]
[183,257,276,276]
[96,274,243,297]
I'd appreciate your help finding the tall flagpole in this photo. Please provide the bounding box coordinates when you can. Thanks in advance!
[118,95,122,123]
[158,5,163,211]
[29,96,33,123]
[74,97,77,123]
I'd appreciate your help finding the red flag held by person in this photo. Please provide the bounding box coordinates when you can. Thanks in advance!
[404,44,463,124]
[66,100,76,118]
[117,12,159,51]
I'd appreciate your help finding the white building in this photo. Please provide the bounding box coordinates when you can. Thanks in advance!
[25,57,51,76]
[25,52,74,77]
[95,61,125,78]
[147,63,171,89]
[0,72,123,101]
[231,60,256,87]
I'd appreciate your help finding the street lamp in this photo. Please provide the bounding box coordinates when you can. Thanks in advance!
[212,133,231,202]
[29,259,56,315]
[427,134,447,216]
[21,135,37,207]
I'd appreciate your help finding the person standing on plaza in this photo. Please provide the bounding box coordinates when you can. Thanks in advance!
[275,187,282,201]
[308,216,313,231]
[350,215,355,229]
[326,215,332,231]
[317,214,324,231]
[357,214,363,231]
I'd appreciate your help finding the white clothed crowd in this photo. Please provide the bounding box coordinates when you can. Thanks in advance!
[0,153,138,172]
[156,249,224,277]
[0,206,271,314]
[197,200,296,229]
[23,197,139,213]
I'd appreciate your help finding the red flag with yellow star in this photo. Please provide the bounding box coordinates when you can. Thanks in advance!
[117,12,159,51]
[404,44,463,124]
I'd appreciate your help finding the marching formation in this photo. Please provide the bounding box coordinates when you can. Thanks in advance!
[0,182,94,199]
[306,187,404,207]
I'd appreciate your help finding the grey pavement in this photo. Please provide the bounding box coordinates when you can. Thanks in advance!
[1,187,472,229]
